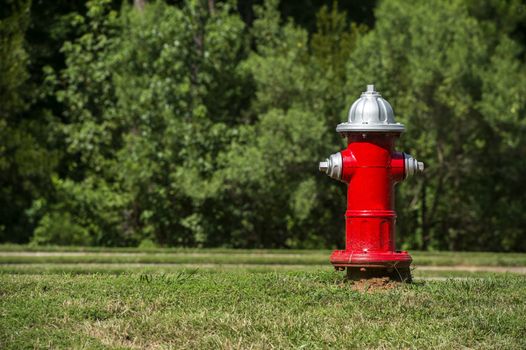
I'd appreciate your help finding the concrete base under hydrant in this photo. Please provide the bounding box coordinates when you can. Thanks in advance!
[346,267,412,283]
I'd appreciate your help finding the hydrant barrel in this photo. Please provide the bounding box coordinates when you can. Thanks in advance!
[319,85,424,281]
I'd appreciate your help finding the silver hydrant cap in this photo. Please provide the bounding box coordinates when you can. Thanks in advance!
[336,84,405,133]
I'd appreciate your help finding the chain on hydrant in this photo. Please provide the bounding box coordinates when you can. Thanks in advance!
[319,85,424,282]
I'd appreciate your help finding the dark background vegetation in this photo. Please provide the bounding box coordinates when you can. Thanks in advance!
[1,0,525,251]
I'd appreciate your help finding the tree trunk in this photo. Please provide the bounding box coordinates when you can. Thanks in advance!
[421,177,429,250]
[134,0,145,11]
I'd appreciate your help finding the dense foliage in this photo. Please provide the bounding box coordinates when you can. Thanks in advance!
[1,0,525,250]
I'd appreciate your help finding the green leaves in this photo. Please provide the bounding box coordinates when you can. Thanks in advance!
[3,0,525,251]
[347,0,526,250]
[36,0,253,246]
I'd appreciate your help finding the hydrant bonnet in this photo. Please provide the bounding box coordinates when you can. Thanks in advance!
[336,84,405,133]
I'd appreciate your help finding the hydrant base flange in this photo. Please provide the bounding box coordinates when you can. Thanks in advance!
[330,250,412,269]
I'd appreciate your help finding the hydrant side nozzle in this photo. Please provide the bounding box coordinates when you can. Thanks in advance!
[404,153,424,178]
[318,152,343,181]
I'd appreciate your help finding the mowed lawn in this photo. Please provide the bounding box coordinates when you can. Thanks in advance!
[1,246,525,349]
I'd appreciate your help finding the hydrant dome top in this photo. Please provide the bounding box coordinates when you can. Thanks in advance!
[336,84,405,133]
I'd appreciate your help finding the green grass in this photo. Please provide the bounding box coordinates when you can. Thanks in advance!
[1,271,525,349]
[0,263,520,279]
[0,244,327,254]
[1,244,525,266]
[1,247,525,349]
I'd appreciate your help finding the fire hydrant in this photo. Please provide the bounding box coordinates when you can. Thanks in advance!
[319,85,424,281]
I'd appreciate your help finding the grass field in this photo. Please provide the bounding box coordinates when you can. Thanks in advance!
[1,245,525,349]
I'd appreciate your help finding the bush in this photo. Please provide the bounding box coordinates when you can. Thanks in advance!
[31,212,91,246]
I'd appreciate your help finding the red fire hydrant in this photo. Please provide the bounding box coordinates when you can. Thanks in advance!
[319,85,424,281]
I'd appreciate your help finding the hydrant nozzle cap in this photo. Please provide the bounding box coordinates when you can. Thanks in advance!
[404,153,425,178]
[336,84,405,134]
[319,153,343,181]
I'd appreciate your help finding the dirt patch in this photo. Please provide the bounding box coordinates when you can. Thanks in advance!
[350,277,399,292]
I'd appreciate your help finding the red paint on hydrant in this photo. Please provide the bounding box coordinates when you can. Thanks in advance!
[319,85,424,280]
[332,134,410,269]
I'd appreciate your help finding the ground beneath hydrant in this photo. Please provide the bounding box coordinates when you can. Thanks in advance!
[350,277,400,292]
[346,267,412,282]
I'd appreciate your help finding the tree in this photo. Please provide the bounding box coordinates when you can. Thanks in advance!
[346,0,526,251]
[0,0,58,243]
[3,0,525,251]
[213,0,366,247]
[35,0,250,246]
